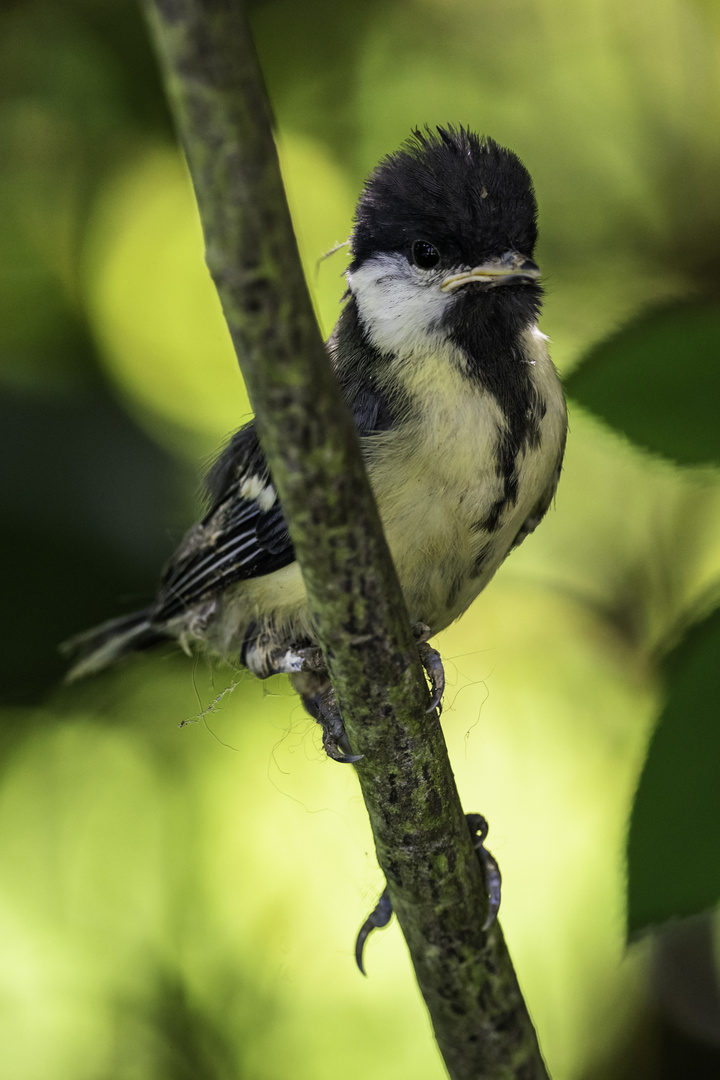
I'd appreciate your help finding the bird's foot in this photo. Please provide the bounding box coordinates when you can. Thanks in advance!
[300,683,362,764]
[465,813,502,931]
[354,813,501,975]
[299,622,445,763]
[246,625,444,763]
[412,622,445,713]
[243,636,359,762]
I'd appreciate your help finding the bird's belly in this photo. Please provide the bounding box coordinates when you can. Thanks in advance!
[367,365,565,633]
[207,334,565,656]
[366,394,507,631]
[205,561,310,660]
[377,471,501,632]
[376,443,552,632]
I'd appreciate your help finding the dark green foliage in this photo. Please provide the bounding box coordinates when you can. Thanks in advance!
[0,382,191,705]
[567,299,720,938]
[628,607,720,937]
[565,300,720,467]
[110,966,268,1080]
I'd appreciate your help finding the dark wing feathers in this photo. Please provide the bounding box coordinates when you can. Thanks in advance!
[152,323,399,622]
[153,421,293,620]
[255,507,293,553]
[204,422,268,504]
[345,385,396,433]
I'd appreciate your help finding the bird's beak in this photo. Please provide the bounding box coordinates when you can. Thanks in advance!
[441,252,540,292]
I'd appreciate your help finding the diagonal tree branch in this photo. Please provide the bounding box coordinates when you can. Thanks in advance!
[143,1,550,1076]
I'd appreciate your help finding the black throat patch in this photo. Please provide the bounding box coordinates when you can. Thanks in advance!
[447,287,546,533]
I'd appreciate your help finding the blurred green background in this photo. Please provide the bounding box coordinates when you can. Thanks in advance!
[2,0,720,1076]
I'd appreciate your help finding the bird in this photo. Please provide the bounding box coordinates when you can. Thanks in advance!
[65,125,567,761]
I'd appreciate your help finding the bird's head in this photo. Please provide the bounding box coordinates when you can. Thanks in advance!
[347,127,542,357]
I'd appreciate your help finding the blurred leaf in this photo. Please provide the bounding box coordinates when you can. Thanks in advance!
[0,381,192,704]
[110,966,245,1080]
[0,2,166,394]
[71,0,174,134]
[627,605,720,937]
[276,133,355,335]
[248,0,383,158]
[85,137,353,454]
[85,148,249,451]
[650,916,720,1078]
[565,301,720,466]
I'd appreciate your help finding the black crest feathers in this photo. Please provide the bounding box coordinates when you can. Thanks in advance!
[350,125,538,271]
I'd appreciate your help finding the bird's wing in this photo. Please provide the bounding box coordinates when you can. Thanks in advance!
[153,420,293,621]
[152,376,396,622]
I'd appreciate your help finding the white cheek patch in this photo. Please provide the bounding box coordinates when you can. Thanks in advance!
[347,253,452,357]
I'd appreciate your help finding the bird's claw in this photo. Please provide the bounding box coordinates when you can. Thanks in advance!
[412,622,445,713]
[355,812,501,974]
[466,813,502,931]
[355,886,393,976]
[301,685,363,764]
[322,728,363,765]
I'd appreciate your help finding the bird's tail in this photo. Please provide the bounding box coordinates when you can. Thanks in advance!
[62,609,167,682]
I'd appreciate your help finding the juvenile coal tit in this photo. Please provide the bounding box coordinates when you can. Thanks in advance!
[67,126,567,762]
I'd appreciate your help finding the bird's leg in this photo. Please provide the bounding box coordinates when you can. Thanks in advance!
[242,632,360,762]
[244,624,444,762]
[354,813,501,975]
[412,622,445,713]
[294,622,445,762]
[243,634,326,680]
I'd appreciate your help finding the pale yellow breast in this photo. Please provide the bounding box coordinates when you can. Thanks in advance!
[209,325,565,654]
[366,328,566,631]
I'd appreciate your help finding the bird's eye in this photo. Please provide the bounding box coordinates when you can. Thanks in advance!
[411,240,440,270]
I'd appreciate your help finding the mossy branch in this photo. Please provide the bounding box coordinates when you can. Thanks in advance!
[143,1,549,1076]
